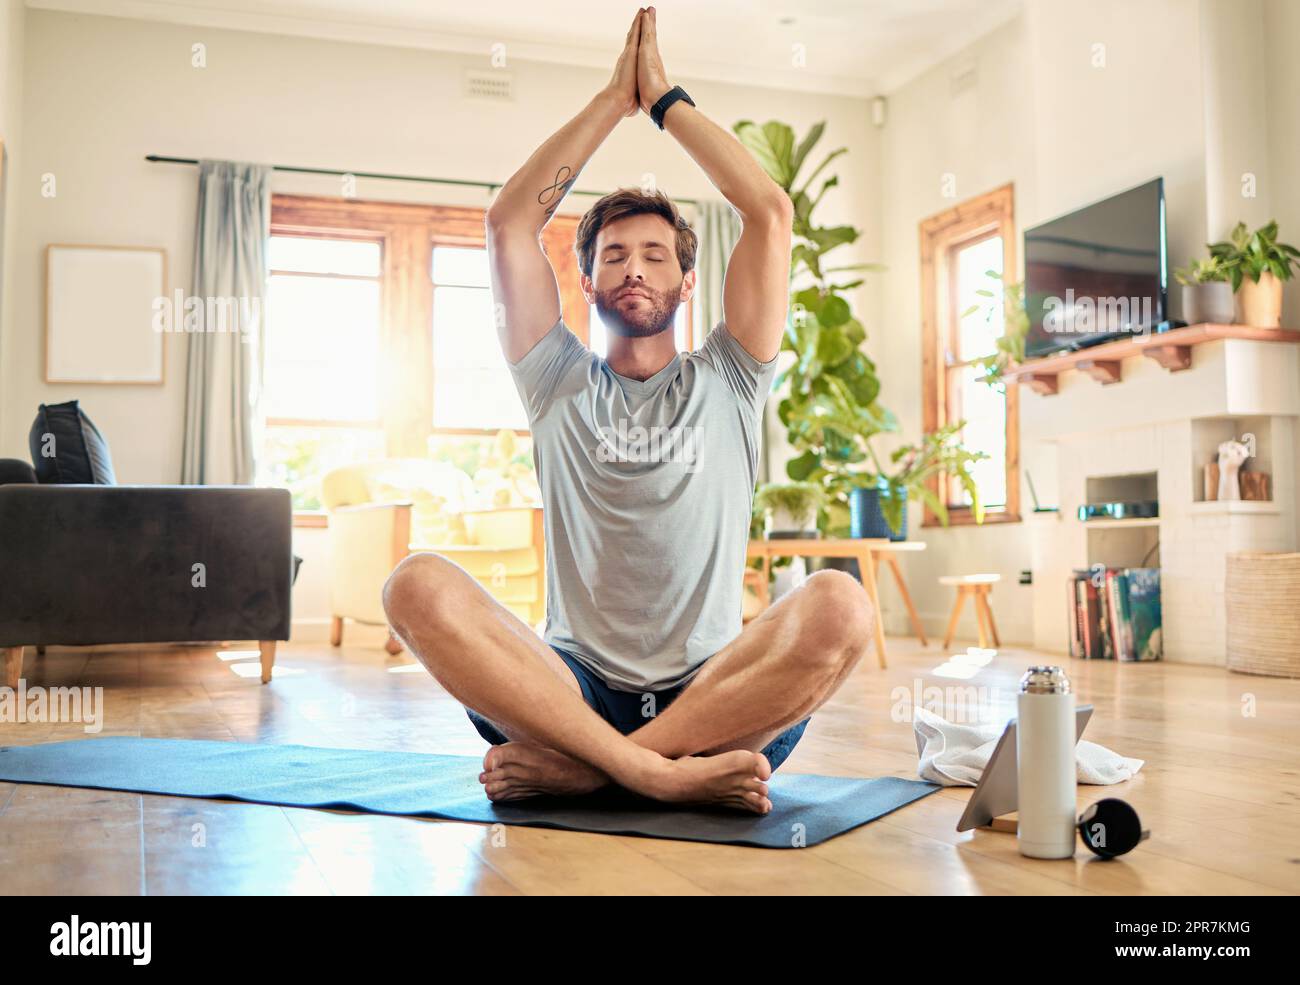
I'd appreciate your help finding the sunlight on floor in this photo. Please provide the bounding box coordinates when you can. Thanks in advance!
[932,646,998,679]
[230,662,304,679]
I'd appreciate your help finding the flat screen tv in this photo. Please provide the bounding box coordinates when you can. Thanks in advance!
[1023,177,1168,360]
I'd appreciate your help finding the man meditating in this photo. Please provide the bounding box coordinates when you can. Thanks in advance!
[383,7,874,814]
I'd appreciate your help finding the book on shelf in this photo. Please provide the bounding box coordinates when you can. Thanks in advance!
[1067,567,1162,661]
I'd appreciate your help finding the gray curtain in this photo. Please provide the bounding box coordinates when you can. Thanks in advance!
[694,198,742,342]
[693,198,776,484]
[181,160,272,485]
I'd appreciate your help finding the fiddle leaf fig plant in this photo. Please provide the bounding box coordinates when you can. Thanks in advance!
[734,117,985,537]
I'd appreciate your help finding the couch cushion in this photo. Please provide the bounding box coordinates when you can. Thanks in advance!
[0,459,38,485]
[28,401,117,484]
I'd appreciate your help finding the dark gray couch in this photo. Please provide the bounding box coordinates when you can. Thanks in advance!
[0,483,293,687]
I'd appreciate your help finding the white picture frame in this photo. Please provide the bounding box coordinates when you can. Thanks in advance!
[46,244,167,385]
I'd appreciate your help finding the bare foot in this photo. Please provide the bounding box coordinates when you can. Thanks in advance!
[647,750,773,815]
[479,741,610,802]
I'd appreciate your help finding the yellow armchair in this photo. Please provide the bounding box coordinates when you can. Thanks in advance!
[320,459,546,653]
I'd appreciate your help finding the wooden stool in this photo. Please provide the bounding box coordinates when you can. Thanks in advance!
[869,541,929,646]
[940,574,1001,649]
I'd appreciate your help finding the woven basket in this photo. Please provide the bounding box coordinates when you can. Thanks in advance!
[1226,552,1300,677]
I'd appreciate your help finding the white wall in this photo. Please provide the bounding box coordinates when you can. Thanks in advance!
[1200,0,1272,238]
[1023,0,1207,262]
[1201,0,1300,292]
[0,0,25,442]
[1261,0,1300,330]
[2,9,880,634]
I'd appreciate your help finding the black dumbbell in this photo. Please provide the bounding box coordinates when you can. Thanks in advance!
[1078,798,1151,859]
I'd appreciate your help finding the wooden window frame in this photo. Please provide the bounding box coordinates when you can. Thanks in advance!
[919,183,1020,527]
[270,194,595,458]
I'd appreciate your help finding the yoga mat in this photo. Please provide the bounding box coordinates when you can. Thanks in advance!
[0,737,941,849]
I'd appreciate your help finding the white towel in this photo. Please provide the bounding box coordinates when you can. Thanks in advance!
[912,706,1144,787]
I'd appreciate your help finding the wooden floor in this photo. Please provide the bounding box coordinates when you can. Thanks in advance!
[1,635,1297,895]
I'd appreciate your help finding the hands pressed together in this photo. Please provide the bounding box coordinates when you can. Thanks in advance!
[606,6,674,120]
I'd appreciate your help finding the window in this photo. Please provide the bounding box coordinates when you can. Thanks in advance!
[920,184,1020,525]
[261,196,587,513]
[260,235,386,509]
[431,245,525,431]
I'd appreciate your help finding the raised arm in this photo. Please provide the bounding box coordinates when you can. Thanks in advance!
[636,6,793,363]
[486,10,644,364]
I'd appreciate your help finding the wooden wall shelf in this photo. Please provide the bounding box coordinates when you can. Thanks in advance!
[1006,323,1300,395]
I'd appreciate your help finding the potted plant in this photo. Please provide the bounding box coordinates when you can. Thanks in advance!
[1208,220,1300,328]
[748,489,794,590]
[734,116,986,556]
[754,481,824,537]
[848,423,987,541]
[1173,256,1235,325]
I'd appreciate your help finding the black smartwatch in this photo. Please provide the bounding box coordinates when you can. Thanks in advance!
[650,85,695,131]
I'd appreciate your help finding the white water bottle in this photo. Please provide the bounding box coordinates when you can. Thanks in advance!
[1016,666,1076,859]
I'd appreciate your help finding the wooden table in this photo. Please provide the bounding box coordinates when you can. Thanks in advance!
[746,538,891,668]
[867,540,929,646]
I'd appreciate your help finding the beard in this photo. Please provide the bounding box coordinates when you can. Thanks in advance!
[594,281,681,339]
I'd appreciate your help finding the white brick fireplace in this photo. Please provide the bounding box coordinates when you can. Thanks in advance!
[1024,334,1300,665]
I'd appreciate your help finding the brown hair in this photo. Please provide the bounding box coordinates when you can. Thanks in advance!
[573,187,697,279]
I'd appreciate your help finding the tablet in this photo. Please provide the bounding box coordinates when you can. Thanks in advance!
[954,704,1094,832]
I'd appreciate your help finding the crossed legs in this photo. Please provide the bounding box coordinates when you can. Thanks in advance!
[383,553,875,813]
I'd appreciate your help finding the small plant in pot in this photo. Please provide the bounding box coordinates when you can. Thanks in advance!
[1173,256,1235,325]
[754,481,825,538]
[847,422,988,541]
[1208,220,1300,328]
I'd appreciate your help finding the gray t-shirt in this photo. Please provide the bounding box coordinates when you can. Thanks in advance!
[506,314,779,692]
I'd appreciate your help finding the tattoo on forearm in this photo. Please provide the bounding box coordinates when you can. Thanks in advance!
[538,165,577,218]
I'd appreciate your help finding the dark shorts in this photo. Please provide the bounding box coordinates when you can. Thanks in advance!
[465,643,810,773]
